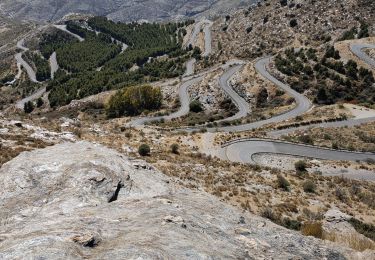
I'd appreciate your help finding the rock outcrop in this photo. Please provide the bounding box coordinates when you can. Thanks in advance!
[0,142,367,259]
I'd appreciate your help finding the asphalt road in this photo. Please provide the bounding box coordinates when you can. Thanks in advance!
[203,20,213,57]
[224,139,375,164]
[350,43,375,68]
[49,52,59,79]
[216,64,250,122]
[183,58,196,77]
[16,86,46,109]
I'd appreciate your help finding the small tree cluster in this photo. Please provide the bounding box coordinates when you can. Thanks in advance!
[24,101,34,114]
[106,85,162,118]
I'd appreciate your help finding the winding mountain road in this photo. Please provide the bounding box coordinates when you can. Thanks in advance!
[202,57,312,132]
[216,64,250,122]
[223,139,375,164]
[128,19,216,127]
[14,24,85,109]
[15,39,39,83]
[106,20,375,166]
[218,44,375,164]
[16,20,375,165]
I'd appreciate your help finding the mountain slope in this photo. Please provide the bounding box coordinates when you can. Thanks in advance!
[0,0,255,22]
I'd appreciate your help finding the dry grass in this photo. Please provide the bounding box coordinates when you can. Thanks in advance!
[301,222,323,239]
[324,232,375,252]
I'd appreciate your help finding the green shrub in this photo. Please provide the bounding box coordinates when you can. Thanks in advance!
[282,217,302,231]
[295,160,307,172]
[303,180,316,193]
[138,144,150,156]
[277,174,290,191]
[189,100,204,113]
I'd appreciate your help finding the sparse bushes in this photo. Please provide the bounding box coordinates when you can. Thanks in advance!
[324,46,340,60]
[275,46,375,106]
[192,47,202,60]
[358,22,369,39]
[303,180,316,193]
[277,174,290,191]
[138,144,150,156]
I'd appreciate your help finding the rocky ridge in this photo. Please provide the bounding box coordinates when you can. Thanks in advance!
[0,0,256,22]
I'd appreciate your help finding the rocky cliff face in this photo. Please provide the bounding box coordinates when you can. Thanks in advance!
[0,0,255,22]
[0,141,370,259]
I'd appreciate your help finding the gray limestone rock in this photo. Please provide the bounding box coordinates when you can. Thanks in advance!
[0,142,367,259]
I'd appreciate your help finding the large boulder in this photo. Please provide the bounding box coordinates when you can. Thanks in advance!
[0,142,368,259]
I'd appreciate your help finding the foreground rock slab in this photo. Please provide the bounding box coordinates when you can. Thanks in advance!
[0,142,370,259]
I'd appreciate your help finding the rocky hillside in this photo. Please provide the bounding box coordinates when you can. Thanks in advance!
[0,0,255,22]
[0,141,371,259]
[213,0,375,60]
